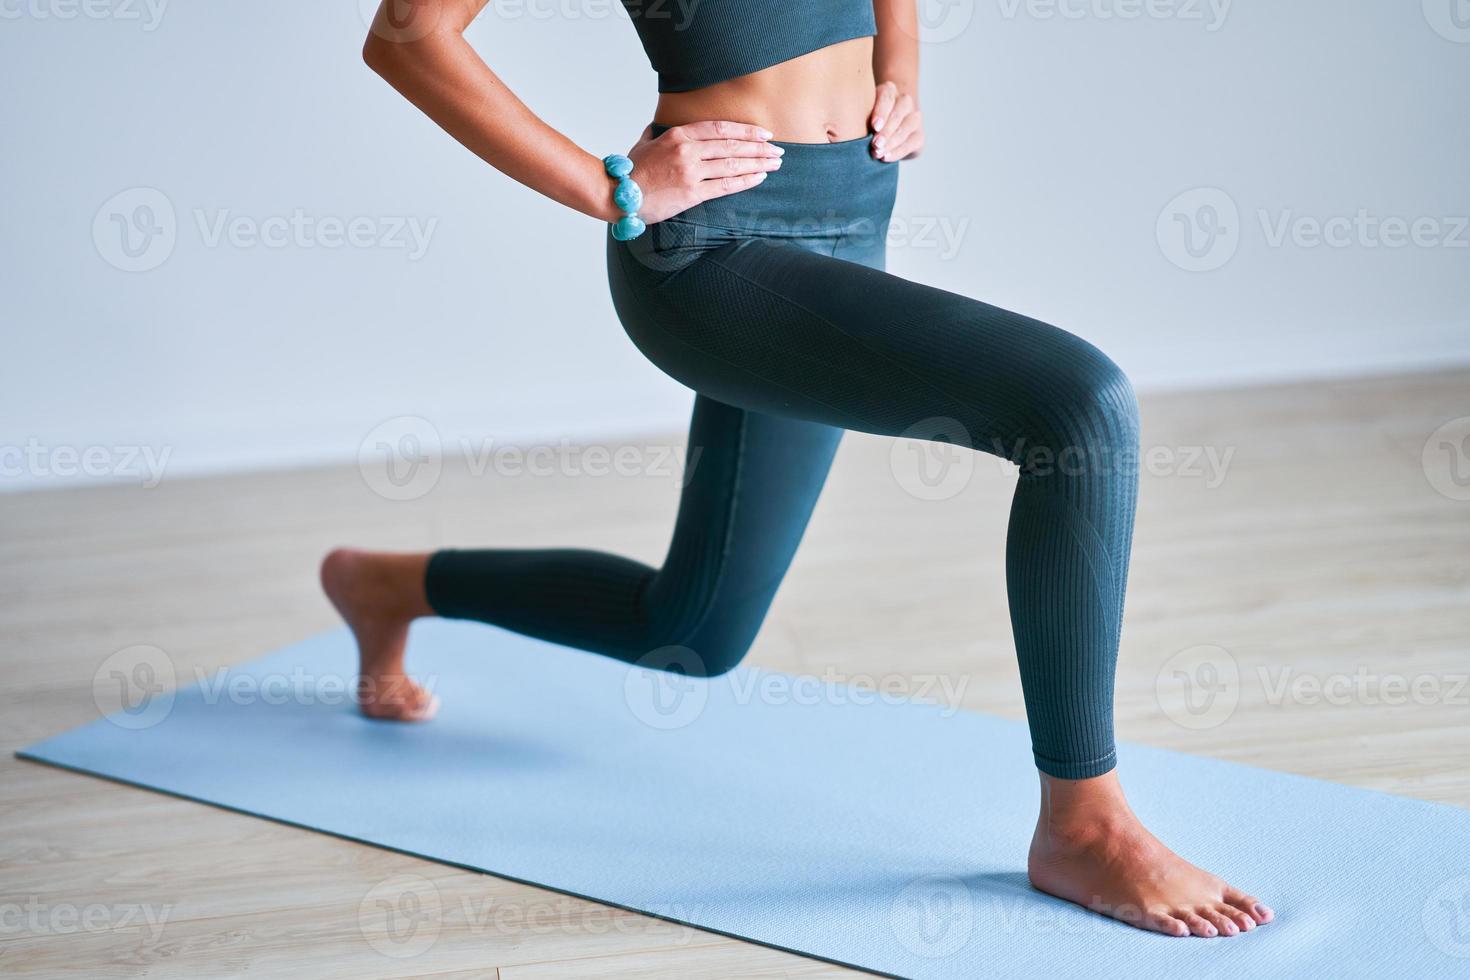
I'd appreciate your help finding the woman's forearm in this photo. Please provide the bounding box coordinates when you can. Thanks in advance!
[362,0,619,222]
[872,0,920,97]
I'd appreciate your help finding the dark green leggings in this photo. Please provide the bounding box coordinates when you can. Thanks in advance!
[427,133,1139,779]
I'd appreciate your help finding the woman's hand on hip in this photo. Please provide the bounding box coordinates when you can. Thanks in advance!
[625,121,784,224]
[869,81,923,162]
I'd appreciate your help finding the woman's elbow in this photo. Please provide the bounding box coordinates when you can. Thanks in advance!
[361,32,397,76]
[362,2,461,74]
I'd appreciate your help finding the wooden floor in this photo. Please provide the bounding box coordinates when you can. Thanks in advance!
[3,368,1467,978]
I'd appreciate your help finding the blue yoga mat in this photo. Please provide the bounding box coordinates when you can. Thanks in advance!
[19,620,1470,978]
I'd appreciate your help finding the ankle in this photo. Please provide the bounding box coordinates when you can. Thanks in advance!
[321,548,434,623]
[377,552,435,620]
[1035,771,1137,843]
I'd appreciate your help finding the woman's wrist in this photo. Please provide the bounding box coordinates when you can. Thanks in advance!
[575,152,625,223]
[872,0,921,99]
[604,156,647,240]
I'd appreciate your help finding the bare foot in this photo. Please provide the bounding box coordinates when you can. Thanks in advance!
[1027,770,1274,938]
[319,547,439,722]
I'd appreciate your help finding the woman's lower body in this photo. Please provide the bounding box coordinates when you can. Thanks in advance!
[321,132,1272,937]
[430,134,1134,779]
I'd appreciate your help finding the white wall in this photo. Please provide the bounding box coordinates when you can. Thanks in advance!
[2,1,1468,490]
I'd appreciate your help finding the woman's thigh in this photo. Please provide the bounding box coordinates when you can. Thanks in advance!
[609,233,1135,462]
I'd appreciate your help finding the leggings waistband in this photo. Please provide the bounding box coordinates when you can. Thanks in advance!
[645,123,899,234]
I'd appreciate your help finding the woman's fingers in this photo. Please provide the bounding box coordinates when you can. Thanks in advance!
[696,138,784,161]
[696,153,783,181]
[673,120,774,144]
[627,119,782,221]
[870,80,900,133]
[872,95,914,158]
[876,108,923,161]
[697,170,771,202]
[879,132,924,161]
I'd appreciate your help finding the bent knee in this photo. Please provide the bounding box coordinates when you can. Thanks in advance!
[632,640,746,678]
[1029,344,1138,451]
[1005,342,1139,482]
[683,622,761,677]
[636,636,752,678]
[668,603,770,678]
[690,644,749,678]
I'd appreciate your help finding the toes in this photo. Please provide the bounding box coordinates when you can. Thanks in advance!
[1140,908,1189,937]
[1200,907,1239,936]
[389,684,438,722]
[1178,911,1218,938]
[406,691,440,722]
[1226,889,1274,924]
[359,679,438,722]
[1217,902,1255,932]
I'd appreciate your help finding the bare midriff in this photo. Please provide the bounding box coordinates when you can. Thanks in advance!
[653,37,876,144]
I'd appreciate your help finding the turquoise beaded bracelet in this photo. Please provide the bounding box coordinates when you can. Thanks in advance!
[602,154,646,241]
